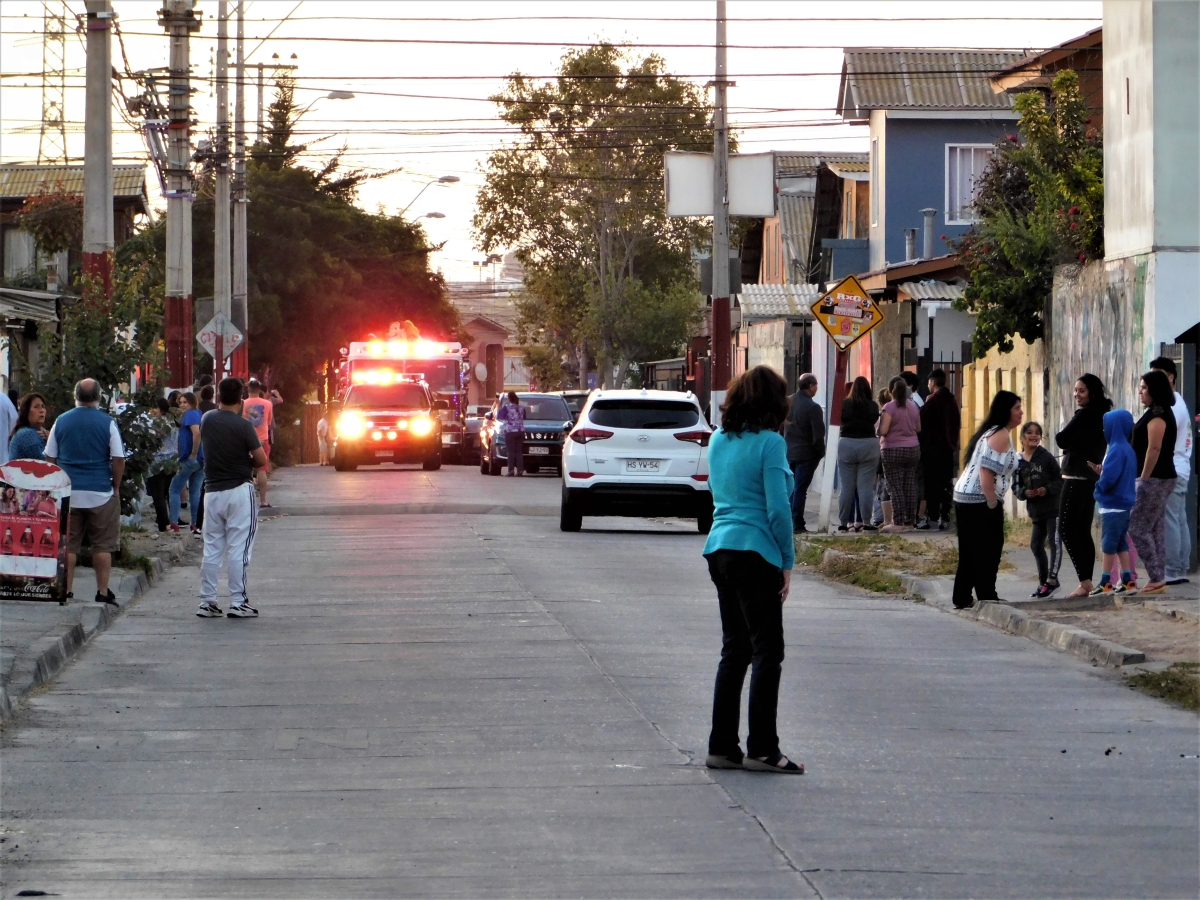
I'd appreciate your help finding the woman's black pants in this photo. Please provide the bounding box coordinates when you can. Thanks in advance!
[706,549,784,760]
[1059,479,1096,583]
[146,471,171,532]
[953,501,1005,607]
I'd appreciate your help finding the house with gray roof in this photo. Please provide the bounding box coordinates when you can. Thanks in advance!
[837,49,1024,271]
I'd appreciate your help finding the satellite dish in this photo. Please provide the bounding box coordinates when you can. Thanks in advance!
[474,362,488,382]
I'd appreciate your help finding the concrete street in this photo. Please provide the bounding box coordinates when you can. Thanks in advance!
[2,464,1197,898]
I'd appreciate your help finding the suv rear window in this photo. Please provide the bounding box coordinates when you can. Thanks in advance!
[588,400,700,430]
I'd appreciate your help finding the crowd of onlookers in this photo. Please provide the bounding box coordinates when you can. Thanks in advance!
[780,357,1193,606]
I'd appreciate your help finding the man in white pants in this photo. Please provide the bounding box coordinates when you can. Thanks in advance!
[196,377,268,618]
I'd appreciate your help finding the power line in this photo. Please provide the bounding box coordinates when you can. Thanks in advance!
[1,13,1101,24]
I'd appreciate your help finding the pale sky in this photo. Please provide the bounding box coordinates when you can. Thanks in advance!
[1,1,1101,282]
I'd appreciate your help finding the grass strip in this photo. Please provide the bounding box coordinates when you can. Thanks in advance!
[1125,662,1200,711]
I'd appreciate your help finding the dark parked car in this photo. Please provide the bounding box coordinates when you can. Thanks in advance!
[479,393,573,476]
[461,405,490,465]
[557,390,593,423]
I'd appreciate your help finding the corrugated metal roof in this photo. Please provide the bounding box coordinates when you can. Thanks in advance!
[775,152,868,177]
[778,193,815,276]
[827,160,870,181]
[896,281,966,301]
[0,164,148,200]
[839,49,1024,117]
[736,282,820,319]
[0,288,60,324]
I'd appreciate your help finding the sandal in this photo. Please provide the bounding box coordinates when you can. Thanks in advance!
[744,753,804,774]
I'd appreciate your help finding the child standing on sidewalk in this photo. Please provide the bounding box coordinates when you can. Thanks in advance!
[1014,422,1063,598]
[1090,409,1138,595]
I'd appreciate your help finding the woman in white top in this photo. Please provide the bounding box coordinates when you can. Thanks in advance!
[952,390,1023,608]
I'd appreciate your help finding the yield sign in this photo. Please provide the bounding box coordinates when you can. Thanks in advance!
[196,313,244,360]
[809,274,884,351]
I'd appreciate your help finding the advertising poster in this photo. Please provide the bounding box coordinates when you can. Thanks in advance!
[0,460,71,603]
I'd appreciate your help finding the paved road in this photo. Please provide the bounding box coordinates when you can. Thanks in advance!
[2,465,1196,898]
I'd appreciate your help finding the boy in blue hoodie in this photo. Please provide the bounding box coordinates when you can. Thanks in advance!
[1090,409,1137,595]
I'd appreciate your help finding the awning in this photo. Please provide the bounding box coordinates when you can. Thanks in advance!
[736,282,821,319]
[895,281,966,301]
[0,288,61,324]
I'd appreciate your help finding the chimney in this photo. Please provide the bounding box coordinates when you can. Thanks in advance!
[45,261,59,294]
[904,228,917,261]
[921,208,937,259]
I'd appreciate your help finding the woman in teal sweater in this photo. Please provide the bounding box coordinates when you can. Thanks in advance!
[703,365,803,774]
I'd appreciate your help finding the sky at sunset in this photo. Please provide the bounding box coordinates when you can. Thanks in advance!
[1,1,1101,281]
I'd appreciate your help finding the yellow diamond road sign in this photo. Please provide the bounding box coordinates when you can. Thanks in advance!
[810,274,884,351]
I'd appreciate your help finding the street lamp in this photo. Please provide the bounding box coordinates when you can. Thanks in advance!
[401,175,460,214]
[296,90,355,118]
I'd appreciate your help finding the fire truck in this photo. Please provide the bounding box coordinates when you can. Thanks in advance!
[335,335,469,463]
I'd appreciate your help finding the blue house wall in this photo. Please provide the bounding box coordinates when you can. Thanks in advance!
[882,118,1015,265]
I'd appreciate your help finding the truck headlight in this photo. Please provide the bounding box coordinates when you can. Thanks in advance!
[337,412,366,438]
[410,416,433,436]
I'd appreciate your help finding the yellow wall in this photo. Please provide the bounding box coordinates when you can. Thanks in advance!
[959,339,1047,519]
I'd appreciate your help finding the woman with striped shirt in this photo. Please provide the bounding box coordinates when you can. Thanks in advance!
[951,391,1022,608]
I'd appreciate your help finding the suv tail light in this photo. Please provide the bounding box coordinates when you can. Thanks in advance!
[674,430,711,447]
[569,428,613,444]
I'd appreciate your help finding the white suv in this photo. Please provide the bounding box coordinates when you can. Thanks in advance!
[560,389,713,533]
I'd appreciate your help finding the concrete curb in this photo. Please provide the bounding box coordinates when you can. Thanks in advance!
[0,558,164,722]
[905,576,1147,669]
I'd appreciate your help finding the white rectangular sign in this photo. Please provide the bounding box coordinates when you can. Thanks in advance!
[664,151,776,218]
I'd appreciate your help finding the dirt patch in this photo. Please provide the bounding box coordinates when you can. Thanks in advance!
[796,534,960,592]
[122,528,203,567]
[1036,606,1200,664]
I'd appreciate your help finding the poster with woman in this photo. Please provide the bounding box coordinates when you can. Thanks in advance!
[0,460,71,603]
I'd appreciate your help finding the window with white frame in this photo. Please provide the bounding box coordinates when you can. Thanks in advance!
[870,138,879,226]
[945,144,994,224]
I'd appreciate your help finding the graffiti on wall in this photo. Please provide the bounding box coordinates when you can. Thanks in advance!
[1047,257,1151,447]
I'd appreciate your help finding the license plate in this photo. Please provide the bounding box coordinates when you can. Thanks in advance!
[528,446,550,455]
[374,450,394,458]
[625,459,660,472]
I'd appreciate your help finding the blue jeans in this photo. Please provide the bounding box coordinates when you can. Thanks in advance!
[790,460,817,530]
[169,457,204,526]
[1164,478,1192,579]
[1100,510,1130,554]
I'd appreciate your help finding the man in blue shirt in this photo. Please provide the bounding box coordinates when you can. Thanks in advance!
[44,379,125,605]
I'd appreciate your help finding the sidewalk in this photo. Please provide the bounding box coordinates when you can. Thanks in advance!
[798,484,1199,674]
[1,561,162,721]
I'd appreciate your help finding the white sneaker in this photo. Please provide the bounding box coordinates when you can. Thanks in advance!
[196,601,222,618]
[227,602,259,618]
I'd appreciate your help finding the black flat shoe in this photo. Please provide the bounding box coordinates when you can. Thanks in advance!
[95,589,118,606]
[744,753,804,774]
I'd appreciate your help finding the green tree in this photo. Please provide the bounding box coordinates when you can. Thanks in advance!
[475,44,711,386]
[192,76,456,407]
[952,69,1103,354]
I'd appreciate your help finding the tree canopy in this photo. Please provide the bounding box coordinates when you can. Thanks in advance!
[952,69,1103,355]
[474,43,712,388]
[191,75,457,400]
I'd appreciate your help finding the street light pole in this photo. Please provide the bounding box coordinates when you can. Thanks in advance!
[83,0,114,299]
[231,0,249,380]
[709,0,731,426]
[401,175,459,215]
[213,0,231,376]
[160,0,200,386]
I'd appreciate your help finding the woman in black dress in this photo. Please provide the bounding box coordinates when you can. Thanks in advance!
[1055,374,1111,597]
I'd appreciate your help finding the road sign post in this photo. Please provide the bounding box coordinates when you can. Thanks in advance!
[808,275,884,533]
[196,312,244,380]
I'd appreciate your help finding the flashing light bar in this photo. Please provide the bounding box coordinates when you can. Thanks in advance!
[350,340,464,359]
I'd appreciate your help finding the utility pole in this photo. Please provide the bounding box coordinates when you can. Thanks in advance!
[256,62,264,143]
[709,0,731,425]
[213,0,232,376]
[231,0,249,380]
[161,0,200,387]
[83,0,114,299]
